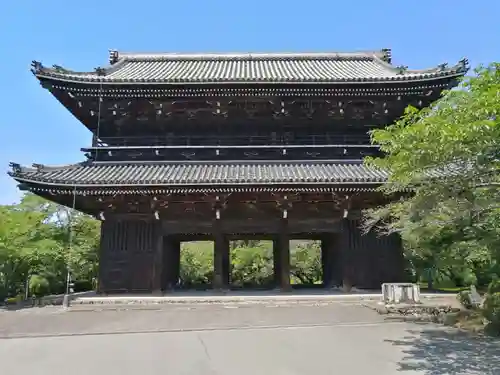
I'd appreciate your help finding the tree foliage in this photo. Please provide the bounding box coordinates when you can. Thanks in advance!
[364,63,500,287]
[0,194,100,299]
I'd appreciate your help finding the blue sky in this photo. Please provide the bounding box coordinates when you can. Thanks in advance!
[1,0,498,205]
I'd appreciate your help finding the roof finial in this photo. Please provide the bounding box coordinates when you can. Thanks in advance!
[109,49,119,65]
[380,48,392,64]
[9,162,22,174]
[438,63,448,71]
[30,60,44,74]
[395,65,408,74]
[52,64,71,73]
[95,67,106,76]
[458,57,469,72]
[32,163,45,171]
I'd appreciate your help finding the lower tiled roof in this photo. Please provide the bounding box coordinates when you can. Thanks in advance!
[9,161,388,186]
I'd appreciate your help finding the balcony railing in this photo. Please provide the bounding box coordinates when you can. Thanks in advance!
[83,143,381,163]
[96,133,372,147]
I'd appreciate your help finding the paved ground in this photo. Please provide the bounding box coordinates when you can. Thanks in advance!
[1,301,499,374]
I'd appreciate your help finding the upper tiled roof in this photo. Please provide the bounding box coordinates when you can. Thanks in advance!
[9,161,387,187]
[31,49,468,84]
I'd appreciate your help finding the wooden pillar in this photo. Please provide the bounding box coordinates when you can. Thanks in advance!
[172,239,181,287]
[272,239,281,288]
[321,234,340,288]
[151,231,163,294]
[321,235,332,288]
[339,219,354,291]
[213,231,230,291]
[162,236,181,291]
[274,219,291,291]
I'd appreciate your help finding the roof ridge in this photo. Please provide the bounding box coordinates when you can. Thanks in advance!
[109,50,387,64]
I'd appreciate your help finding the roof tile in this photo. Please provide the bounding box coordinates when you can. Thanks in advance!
[10,162,387,186]
[33,51,468,84]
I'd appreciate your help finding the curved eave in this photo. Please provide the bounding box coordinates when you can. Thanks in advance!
[11,174,386,188]
[17,182,383,195]
[33,70,466,86]
[8,160,390,187]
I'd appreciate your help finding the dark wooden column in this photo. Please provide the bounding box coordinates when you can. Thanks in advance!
[151,231,164,294]
[272,239,281,288]
[274,218,291,291]
[321,234,340,288]
[213,230,230,291]
[172,239,181,287]
[162,236,181,291]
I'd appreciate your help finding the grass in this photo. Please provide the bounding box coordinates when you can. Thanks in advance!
[418,282,469,293]
[417,282,490,294]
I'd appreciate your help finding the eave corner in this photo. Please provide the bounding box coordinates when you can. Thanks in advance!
[8,161,24,175]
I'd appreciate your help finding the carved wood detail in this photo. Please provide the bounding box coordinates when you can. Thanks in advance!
[51,92,436,138]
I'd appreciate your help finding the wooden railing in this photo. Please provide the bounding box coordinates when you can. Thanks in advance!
[96,133,371,147]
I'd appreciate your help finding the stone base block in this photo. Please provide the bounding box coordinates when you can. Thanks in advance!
[382,282,420,304]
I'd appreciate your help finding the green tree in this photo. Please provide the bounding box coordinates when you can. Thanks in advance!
[0,202,59,297]
[290,241,322,285]
[231,241,273,287]
[180,241,214,287]
[0,193,100,298]
[363,63,500,287]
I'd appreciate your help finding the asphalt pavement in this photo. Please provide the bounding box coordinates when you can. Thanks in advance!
[0,301,498,374]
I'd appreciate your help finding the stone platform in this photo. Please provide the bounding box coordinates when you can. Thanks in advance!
[70,289,456,306]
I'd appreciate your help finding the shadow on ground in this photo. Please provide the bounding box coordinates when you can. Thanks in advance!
[385,324,500,375]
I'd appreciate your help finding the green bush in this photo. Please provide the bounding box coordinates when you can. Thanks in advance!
[482,280,500,334]
[4,295,23,305]
[180,242,214,287]
[475,264,500,287]
[4,297,18,305]
[73,280,94,292]
[462,271,478,287]
[29,275,50,297]
[483,292,500,331]
[231,244,273,288]
[487,279,500,294]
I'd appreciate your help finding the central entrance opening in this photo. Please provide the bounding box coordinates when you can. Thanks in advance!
[161,233,341,293]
